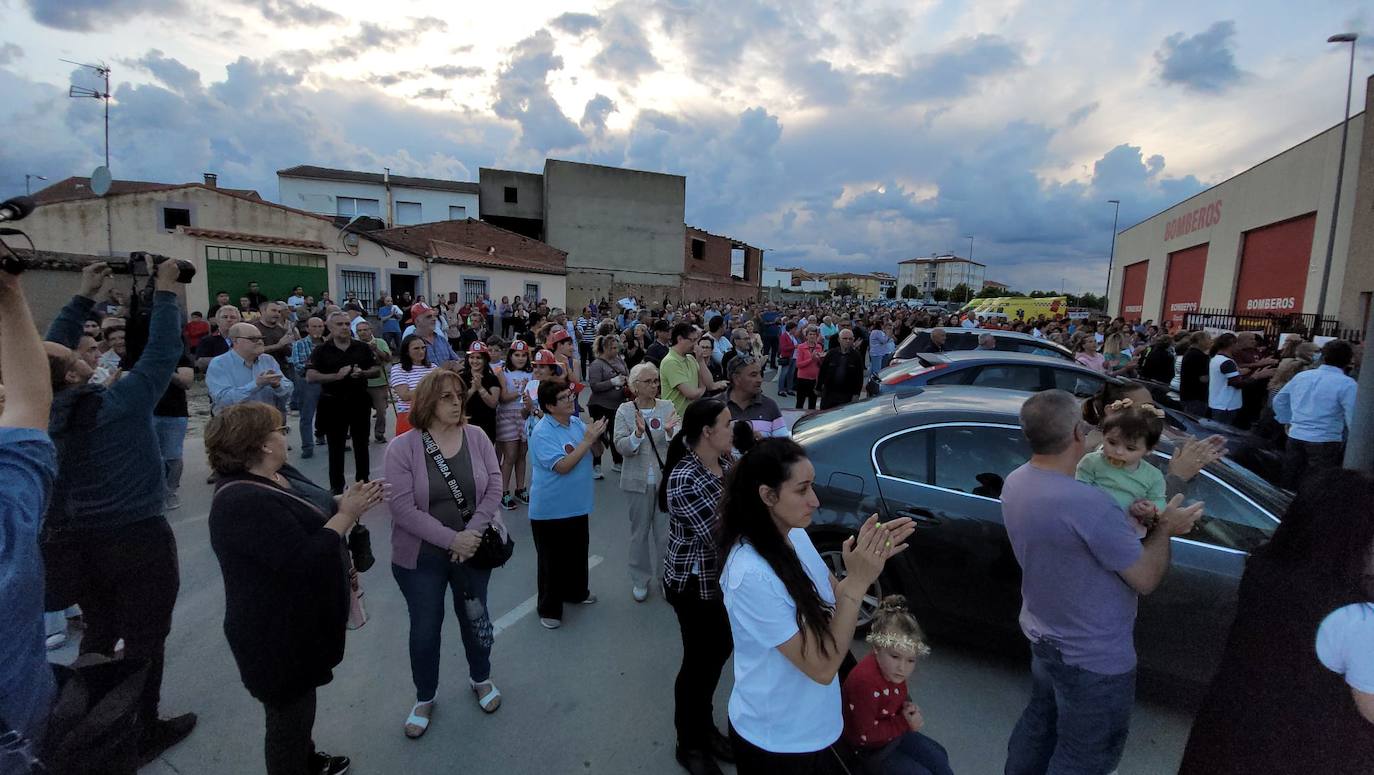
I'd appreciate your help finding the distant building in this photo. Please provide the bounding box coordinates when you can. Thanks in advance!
[762,267,828,293]
[897,255,985,296]
[983,279,1009,292]
[874,271,897,298]
[277,165,480,227]
[825,273,884,299]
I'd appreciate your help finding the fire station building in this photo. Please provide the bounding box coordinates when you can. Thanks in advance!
[1108,76,1374,337]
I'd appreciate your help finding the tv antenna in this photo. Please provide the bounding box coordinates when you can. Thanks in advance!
[64,59,112,169]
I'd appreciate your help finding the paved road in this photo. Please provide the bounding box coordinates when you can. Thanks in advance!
[49,376,1196,774]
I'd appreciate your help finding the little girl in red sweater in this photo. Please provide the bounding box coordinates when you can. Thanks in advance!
[842,596,953,775]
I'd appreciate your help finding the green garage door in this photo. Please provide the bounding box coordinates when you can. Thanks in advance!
[204,245,329,311]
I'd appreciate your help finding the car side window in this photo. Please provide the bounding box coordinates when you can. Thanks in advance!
[875,430,931,483]
[925,369,972,386]
[1145,455,1276,553]
[931,425,1030,499]
[969,365,1042,392]
[1052,368,1105,398]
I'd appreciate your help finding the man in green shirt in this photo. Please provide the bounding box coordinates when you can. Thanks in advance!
[356,320,392,442]
[661,322,726,417]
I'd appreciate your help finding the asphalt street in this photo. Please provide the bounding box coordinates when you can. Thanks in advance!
[48,377,1195,775]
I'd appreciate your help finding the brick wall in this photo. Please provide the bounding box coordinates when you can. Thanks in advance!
[684,227,762,286]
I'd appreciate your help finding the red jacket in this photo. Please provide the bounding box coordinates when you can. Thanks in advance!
[794,342,823,380]
[841,652,909,750]
[779,331,797,359]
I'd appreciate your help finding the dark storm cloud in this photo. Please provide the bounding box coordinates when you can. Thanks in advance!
[365,71,422,87]
[492,30,586,154]
[288,17,450,66]
[589,10,661,82]
[24,0,186,31]
[580,94,617,134]
[1154,21,1243,93]
[867,34,1025,103]
[785,59,851,107]
[0,43,23,66]
[242,0,342,25]
[431,65,485,79]
[550,12,601,35]
[124,49,202,94]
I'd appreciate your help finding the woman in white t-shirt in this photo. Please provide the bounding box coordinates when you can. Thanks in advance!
[718,438,914,773]
[389,334,437,435]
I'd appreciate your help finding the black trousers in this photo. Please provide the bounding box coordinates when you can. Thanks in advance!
[318,397,370,494]
[819,391,852,410]
[763,335,780,368]
[579,341,595,372]
[263,688,316,775]
[795,378,818,410]
[529,515,590,619]
[60,516,180,730]
[588,403,623,466]
[666,581,733,749]
[729,723,846,775]
[1281,438,1345,491]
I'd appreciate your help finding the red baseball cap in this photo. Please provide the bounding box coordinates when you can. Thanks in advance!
[546,328,572,348]
[532,349,562,367]
[467,341,489,354]
[509,341,529,352]
[410,302,435,319]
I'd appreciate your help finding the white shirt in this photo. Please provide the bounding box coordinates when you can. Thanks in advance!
[1273,365,1358,443]
[960,318,977,329]
[1317,603,1374,693]
[722,528,842,753]
[1207,354,1243,411]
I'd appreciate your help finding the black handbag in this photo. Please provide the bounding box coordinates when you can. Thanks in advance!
[347,523,375,572]
[422,431,515,570]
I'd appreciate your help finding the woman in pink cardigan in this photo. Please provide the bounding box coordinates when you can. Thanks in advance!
[384,369,507,739]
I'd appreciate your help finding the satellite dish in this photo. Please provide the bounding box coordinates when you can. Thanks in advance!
[91,166,112,197]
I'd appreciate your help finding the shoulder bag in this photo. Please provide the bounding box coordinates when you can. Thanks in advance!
[421,431,515,570]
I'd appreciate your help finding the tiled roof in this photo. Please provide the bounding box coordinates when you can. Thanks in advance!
[277,165,480,195]
[32,177,261,205]
[429,240,566,276]
[181,228,327,251]
[365,219,567,275]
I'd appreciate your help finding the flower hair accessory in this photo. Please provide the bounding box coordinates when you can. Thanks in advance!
[1107,398,1134,412]
[1139,403,1166,419]
[866,631,932,657]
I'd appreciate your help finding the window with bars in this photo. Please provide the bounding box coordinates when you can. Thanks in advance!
[523,282,540,302]
[462,278,488,305]
[341,270,377,313]
[205,246,327,268]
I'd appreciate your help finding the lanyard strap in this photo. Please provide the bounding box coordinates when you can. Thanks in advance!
[421,431,470,528]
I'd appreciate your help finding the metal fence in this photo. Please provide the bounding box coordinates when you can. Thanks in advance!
[1183,307,1363,343]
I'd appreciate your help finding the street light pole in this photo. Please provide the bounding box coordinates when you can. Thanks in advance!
[1105,199,1121,313]
[965,235,974,303]
[1315,33,1358,330]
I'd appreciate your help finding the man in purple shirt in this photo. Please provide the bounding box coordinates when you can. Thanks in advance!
[1002,390,1202,775]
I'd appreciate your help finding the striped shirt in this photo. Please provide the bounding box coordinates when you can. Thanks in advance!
[389,363,436,413]
[289,337,319,371]
[575,316,598,343]
[727,393,789,438]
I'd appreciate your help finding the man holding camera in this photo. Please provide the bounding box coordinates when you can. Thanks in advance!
[307,311,379,494]
[42,259,198,763]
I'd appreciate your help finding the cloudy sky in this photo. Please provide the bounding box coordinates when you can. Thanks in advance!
[2,0,1370,292]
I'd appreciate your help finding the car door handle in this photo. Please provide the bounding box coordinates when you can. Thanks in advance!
[895,508,943,526]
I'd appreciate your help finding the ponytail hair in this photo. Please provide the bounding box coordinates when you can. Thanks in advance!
[865,595,931,657]
[658,398,727,512]
[718,438,836,658]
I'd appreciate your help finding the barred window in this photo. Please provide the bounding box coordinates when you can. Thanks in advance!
[462,278,488,305]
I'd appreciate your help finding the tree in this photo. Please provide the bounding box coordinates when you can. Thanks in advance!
[900,284,919,299]
[975,285,1003,299]
[1077,292,1106,310]
[931,287,950,302]
[950,283,971,303]
[834,282,855,299]
[885,286,897,299]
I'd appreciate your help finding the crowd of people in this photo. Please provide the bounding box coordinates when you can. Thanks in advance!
[2,271,1370,775]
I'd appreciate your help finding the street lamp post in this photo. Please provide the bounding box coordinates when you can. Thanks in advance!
[25,174,47,195]
[1105,199,1121,314]
[965,235,974,303]
[1315,33,1358,329]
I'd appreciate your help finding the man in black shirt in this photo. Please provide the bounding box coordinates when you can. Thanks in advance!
[646,319,671,367]
[817,328,865,409]
[1178,331,1211,417]
[1137,335,1176,385]
[194,305,240,371]
[306,311,378,493]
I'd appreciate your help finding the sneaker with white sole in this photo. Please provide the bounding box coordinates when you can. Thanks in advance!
[632,586,648,602]
[309,751,350,774]
[501,493,517,510]
[592,466,604,480]
[578,593,598,605]
[540,617,562,629]
[165,492,182,511]
[611,463,622,473]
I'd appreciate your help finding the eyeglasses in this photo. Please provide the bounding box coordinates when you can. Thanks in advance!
[236,335,265,342]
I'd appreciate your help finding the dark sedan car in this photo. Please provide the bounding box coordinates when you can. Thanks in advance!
[889,328,1073,366]
[874,351,1284,484]
[794,387,1291,688]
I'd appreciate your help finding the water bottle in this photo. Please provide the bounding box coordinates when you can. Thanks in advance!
[465,593,495,649]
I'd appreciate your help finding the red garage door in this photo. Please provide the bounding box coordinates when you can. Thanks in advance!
[1234,213,1316,315]
[1162,243,1208,327]
[1119,261,1149,321]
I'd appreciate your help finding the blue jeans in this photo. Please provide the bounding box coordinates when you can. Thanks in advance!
[864,732,953,775]
[152,416,188,461]
[777,357,795,393]
[391,551,493,701]
[295,378,321,451]
[1005,639,1135,775]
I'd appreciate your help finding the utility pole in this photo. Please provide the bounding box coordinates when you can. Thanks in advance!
[1105,199,1120,313]
[1316,33,1358,328]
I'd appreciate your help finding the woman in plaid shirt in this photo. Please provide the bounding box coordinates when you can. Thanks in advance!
[659,397,739,775]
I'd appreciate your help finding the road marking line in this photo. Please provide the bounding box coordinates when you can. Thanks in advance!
[492,554,603,635]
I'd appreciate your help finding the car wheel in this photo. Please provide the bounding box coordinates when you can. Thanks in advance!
[818,540,883,632]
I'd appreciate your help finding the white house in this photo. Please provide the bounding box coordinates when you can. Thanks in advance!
[277,165,481,227]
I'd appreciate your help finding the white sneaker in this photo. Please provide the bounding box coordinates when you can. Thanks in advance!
[592,466,604,480]
[611,463,622,473]
[540,618,562,629]
[632,586,648,602]
[578,593,598,605]
[165,492,182,511]
[45,631,67,650]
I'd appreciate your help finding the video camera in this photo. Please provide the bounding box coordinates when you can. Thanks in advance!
[110,251,197,284]
[114,252,196,368]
